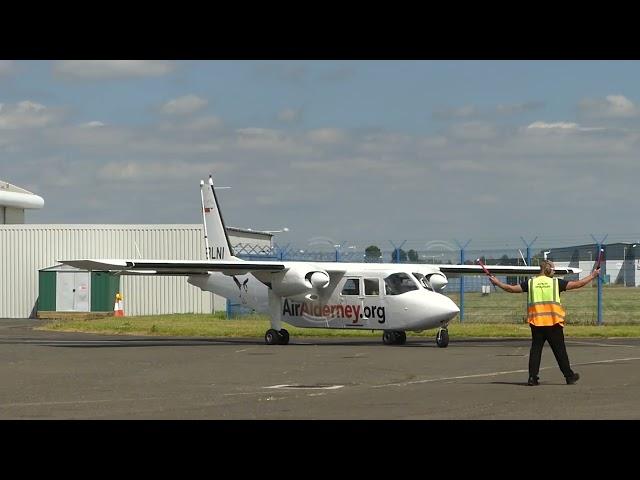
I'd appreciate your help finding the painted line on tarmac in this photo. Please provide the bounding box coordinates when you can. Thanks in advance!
[573,356,640,366]
[374,356,640,388]
[265,384,344,390]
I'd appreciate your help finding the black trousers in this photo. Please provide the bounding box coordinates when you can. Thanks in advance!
[529,324,575,378]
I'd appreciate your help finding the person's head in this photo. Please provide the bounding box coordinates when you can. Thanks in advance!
[540,260,555,277]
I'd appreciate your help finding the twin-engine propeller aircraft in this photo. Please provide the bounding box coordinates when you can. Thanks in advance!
[61,175,581,347]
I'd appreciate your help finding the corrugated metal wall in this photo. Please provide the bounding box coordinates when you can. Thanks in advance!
[0,225,259,318]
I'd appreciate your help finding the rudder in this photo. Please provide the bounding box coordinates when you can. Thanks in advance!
[200,175,235,260]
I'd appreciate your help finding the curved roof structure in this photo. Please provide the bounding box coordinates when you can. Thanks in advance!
[0,180,44,209]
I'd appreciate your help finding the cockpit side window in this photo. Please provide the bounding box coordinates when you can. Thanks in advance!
[384,273,418,295]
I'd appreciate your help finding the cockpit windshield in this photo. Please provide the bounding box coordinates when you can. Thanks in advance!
[412,272,430,290]
[384,272,419,295]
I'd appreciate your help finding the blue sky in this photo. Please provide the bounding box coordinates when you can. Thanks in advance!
[2,60,640,251]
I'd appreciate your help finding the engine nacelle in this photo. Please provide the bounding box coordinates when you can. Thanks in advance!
[426,272,448,291]
[271,263,330,297]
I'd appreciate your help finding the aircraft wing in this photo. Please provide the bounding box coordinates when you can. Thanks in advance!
[434,264,581,276]
[58,259,287,276]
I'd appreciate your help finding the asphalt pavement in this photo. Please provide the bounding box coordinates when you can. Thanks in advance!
[1,319,639,419]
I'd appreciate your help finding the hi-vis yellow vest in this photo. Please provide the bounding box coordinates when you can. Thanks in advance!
[527,276,566,327]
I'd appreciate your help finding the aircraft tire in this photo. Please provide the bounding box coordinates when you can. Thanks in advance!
[396,331,407,345]
[382,331,395,345]
[278,329,290,345]
[265,329,281,345]
[436,329,449,348]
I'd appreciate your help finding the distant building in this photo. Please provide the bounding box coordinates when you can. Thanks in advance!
[0,181,277,318]
[547,242,640,287]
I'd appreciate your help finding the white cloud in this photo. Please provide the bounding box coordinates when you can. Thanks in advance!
[161,95,208,115]
[525,121,606,133]
[527,121,580,130]
[81,121,106,128]
[0,101,58,129]
[54,60,174,79]
[579,94,640,118]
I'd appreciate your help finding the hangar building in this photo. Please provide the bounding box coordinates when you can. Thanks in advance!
[0,181,273,319]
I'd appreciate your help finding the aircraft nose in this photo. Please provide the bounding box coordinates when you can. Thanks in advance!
[435,294,460,321]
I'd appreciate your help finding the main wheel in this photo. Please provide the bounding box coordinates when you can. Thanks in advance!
[382,331,395,345]
[436,328,449,348]
[396,331,407,345]
[278,329,290,345]
[265,329,280,345]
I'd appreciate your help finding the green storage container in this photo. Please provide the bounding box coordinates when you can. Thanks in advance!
[38,265,120,313]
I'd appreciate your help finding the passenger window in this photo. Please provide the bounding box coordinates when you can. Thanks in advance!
[384,273,418,295]
[364,278,380,296]
[341,278,360,296]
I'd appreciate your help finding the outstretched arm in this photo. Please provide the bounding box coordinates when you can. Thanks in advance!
[566,268,600,290]
[488,275,523,293]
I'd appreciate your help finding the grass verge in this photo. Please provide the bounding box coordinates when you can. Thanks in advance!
[36,313,640,339]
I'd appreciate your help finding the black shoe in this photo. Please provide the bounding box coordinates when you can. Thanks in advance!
[566,372,580,385]
[527,376,539,386]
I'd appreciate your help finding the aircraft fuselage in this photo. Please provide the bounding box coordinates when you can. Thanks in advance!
[188,263,460,332]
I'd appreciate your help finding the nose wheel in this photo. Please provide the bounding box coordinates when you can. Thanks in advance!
[436,328,449,348]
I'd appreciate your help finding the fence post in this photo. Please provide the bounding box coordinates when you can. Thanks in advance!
[274,242,290,262]
[520,236,538,267]
[590,234,608,325]
[455,239,471,322]
[389,240,406,264]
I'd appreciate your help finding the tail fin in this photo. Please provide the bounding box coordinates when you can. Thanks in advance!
[200,175,235,260]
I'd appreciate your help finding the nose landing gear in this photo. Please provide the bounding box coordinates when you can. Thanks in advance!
[436,328,449,348]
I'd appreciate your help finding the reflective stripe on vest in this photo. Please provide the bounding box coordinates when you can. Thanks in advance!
[527,276,565,326]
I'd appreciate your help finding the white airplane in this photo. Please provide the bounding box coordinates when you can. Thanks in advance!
[61,175,582,347]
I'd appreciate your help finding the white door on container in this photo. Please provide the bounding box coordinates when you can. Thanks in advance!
[56,272,75,311]
[74,272,90,311]
[56,272,90,311]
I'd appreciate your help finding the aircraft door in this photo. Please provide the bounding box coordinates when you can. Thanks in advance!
[338,277,365,327]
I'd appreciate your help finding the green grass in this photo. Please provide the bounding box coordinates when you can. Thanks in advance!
[36,284,640,339]
[37,312,640,338]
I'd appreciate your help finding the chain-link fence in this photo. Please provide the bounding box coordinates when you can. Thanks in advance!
[230,236,640,324]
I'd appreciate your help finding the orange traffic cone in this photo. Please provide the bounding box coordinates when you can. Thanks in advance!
[114,292,125,317]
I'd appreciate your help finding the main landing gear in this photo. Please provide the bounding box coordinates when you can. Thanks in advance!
[265,328,290,345]
[436,328,449,348]
[382,330,407,345]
